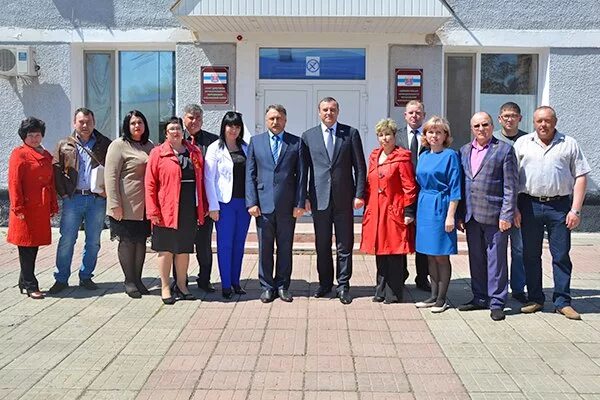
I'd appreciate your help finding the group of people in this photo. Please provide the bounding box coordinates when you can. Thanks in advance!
[7,97,590,321]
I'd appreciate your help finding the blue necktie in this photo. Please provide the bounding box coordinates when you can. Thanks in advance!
[326,128,334,160]
[272,134,280,163]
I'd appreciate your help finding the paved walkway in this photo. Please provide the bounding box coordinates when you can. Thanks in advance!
[0,228,599,399]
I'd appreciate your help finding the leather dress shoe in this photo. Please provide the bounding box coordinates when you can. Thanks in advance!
[372,296,385,303]
[556,305,581,320]
[260,289,276,303]
[490,309,506,321]
[521,302,543,314]
[278,289,293,302]
[233,285,246,295]
[458,301,487,311]
[197,280,216,293]
[48,281,69,294]
[79,278,99,290]
[338,290,352,305]
[415,279,432,292]
[222,288,233,299]
[313,286,332,298]
[511,292,528,304]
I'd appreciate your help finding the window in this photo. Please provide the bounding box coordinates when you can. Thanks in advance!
[480,54,538,132]
[259,48,366,80]
[84,50,176,143]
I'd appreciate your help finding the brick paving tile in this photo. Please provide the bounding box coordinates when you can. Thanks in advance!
[468,394,527,400]
[577,343,600,358]
[176,328,222,342]
[135,389,193,400]
[457,372,520,393]
[440,343,494,358]
[219,328,265,342]
[195,370,252,390]
[562,375,600,393]
[347,318,389,331]
[511,374,577,394]
[495,357,555,375]
[396,343,445,358]
[250,371,304,391]
[255,355,306,372]
[302,355,352,372]
[266,317,308,330]
[205,354,257,371]
[157,355,210,371]
[143,369,203,390]
[391,331,437,344]
[307,317,348,330]
[412,393,471,400]
[247,390,303,400]
[356,372,410,392]
[359,393,414,400]
[191,389,247,400]
[407,374,467,394]
[303,371,357,391]
[401,357,454,374]
[260,329,306,355]
[545,356,600,375]
[227,317,269,330]
[526,394,585,400]
[20,387,84,399]
[306,331,352,356]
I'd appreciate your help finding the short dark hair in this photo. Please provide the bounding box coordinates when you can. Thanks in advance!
[499,102,521,115]
[122,110,150,144]
[265,104,287,116]
[74,107,95,121]
[218,111,245,149]
[164,116,184,132]
[18,117,46,141]
[318,97,339,110]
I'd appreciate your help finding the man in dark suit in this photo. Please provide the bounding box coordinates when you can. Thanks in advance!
[178,104,219,292]
[246,104,307,303]
[301,97,367,304]
[457,111,518,321]
[395,100,431,291]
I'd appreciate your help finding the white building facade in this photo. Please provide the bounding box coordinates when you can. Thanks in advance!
[1,0,599,229]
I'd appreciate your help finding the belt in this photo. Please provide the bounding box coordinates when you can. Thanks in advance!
[73,189,95,196]
[526,194,568,203]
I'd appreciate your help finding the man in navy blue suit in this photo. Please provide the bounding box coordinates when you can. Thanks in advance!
[246,104,307,303]
[301,97,367,305]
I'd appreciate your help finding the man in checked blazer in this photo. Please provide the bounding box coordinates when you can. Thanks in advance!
[246,104,307,303]
[457,111,518,321]
[301,97,367,305]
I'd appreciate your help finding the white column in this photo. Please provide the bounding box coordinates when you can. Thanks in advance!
[365,43,389,154]
[235,40,256,142]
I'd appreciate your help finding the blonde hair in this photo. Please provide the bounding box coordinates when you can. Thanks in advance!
[375,118,398,136]
[421,116,453,148]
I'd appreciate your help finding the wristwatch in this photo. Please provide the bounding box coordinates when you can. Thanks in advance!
[570,209,581,217]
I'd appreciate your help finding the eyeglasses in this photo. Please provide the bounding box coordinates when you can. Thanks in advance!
[472,122,490,129]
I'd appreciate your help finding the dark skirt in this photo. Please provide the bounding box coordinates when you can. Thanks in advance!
[109,217,151,243]
[151,181,197,254]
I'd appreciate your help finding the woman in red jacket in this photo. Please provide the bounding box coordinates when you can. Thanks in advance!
[7,117,58,299]
[145,117,207,304]
[360,118,418,304]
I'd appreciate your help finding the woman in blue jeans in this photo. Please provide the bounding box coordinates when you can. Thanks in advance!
[204,112,250,299]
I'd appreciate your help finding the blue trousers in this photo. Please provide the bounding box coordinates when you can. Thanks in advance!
[508,226,526,294]
[54,194,106,283]
[519,195,573,308]
[465,219,509,310]
[215,198,251,290]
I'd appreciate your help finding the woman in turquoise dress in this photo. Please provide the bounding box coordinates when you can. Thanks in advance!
[414,116,461,313]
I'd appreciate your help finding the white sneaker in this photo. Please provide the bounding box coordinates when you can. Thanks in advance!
[415,300,436,308]
[431,302,450,313]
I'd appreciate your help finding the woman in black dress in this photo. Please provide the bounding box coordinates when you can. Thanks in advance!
[145,117,208,304]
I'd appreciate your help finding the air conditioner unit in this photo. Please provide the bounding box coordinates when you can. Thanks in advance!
[0,46,38,77]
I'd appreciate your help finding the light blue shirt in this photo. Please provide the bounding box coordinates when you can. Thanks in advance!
[76,133,96,190]
[268,130,284,161]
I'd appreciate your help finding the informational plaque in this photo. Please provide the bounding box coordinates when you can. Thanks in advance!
[201,66,229,104]
[395,68,423,107]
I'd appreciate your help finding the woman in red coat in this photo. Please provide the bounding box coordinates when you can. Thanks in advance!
[7,117,58,299]
[360,118,418,303]
[145,117,207,304]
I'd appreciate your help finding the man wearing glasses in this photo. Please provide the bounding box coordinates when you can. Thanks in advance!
[493,102,529,304]
[457,112,518,321]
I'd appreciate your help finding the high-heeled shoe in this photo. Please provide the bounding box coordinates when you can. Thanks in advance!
[161,296,176,305]
[232,285,246,295]
[27,290,45,300]
[174,284,196,301]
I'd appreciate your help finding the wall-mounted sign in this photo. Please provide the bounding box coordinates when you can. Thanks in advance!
[201,66,229,104]
[395,68,423,107]
[305,56,320,77]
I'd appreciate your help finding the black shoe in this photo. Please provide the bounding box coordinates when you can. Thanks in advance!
[415,279,432,292]
[372,296,385,303]
[338,290,352,305]
[490,309,506,321]
[136,282,150,295]
[79,279,98,290]
[512,292,528,304]
[313,286,332,298]
[161,296,176,305]
[458,301,487,312]
[233,285,246,295]
[260,289,276,303]
[174,284,196,301]
[222,288,233,299]
[48,281,69,294]
[278,289,293,303]
[197,280,216,293]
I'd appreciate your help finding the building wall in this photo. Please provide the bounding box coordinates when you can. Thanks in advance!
[175,43,237,135]
[443,0,600,30]
[388,45,444,126]
[1,0,179,29]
